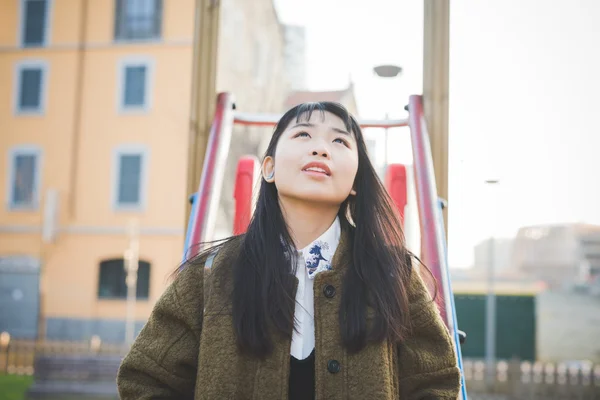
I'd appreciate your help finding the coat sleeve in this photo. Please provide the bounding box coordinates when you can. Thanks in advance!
[397,267,462,400]
[117,262,204,400]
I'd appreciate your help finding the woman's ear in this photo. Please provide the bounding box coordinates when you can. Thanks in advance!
[262,156,275,183]
[350,188,357,196]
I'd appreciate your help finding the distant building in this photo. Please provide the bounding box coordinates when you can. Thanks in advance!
[512,224,600,290]
[473,238,515,275]
[282,25,307,91]
[284,83,359,115]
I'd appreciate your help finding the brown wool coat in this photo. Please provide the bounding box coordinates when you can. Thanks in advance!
[117,232,461,399]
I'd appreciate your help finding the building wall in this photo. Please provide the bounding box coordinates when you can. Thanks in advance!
[0,0,291,342]
[537,290,600,362]
[282,25,306,91]
[214,0,291,236]
[217,0,288,113]
[512,224,600,288]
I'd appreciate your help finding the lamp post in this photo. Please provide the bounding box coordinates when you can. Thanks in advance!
[124,219,139,345]
[484,178,499,388]
[373,64,402,168]
[0,332,10,373]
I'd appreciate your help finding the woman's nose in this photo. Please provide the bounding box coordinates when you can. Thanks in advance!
[312,149,330,158]
[311,140,331,158]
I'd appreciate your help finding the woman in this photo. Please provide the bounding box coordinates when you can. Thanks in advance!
[117,102,461,399]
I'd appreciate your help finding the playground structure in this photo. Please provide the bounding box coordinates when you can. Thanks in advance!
[183,91,468,399]
[182,0,459,395]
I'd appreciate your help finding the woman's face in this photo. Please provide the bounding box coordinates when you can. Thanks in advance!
[263,111,359,206]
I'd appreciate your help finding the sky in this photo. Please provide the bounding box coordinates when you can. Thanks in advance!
[274,0,600,268]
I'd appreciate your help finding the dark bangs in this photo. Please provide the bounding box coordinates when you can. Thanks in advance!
[280,102,360,140]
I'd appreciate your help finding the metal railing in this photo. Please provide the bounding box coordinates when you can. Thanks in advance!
[183,92,235,258]
[182,93,468,398]
[407,95,467,400]
[234,111,408,129]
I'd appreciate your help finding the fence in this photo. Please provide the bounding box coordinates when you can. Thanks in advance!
[464,358,600,399]
[0,333,128,376]
[2,335,600,399]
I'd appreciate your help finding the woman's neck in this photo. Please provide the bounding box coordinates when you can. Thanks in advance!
[279,197,339,250]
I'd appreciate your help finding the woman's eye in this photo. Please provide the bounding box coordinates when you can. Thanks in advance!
[294,132,310,138]
[333,138,349,146]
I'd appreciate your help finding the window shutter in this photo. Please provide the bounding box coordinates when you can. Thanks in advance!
[98,259,150,299]
[118,154,142,205]
[114,0,162,40]
[13,154,37,205]
[154,0,163,38]
[23,0,47,46]
[136,262,150,299]
[124,66,146,107]
[19,68,42,109]
[114,0,124,39]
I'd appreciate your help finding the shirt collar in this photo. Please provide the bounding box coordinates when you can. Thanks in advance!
[299,217,341,279]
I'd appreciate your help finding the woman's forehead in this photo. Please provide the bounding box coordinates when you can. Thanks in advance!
[287,110,351,132]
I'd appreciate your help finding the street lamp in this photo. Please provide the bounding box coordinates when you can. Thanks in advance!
[373,64,403,78]
[484,178,500,388]
[373,64,403,167]
[124,220,140,345]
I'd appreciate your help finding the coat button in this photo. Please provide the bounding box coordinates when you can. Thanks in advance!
[327,359,341,374]
[323,284,336,298]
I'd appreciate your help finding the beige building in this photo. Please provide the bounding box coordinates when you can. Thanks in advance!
[0,0,293,342]
[512,223,600,289]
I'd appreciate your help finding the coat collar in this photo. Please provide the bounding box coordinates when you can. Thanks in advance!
[311,222,352,282]
[298,217,341,279]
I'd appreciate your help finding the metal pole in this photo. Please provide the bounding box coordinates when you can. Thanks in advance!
[384,112,389,168]
[124,220,139,345]
[484,179,499,387]
[485,236,496,387]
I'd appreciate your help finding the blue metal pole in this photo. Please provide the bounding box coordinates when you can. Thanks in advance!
[438,198,468,399]
[182,193,199,263]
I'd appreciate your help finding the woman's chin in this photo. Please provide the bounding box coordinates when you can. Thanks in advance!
[281,190,347,206]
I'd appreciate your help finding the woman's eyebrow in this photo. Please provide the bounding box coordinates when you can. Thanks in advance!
[291,122,352,137]
[331,127,351,136]
[291,122,314,129]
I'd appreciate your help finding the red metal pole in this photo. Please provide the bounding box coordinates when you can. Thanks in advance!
[188,92,234,256]
[385,164,408,227]
[233,156,258,235]
[408,95,451,327]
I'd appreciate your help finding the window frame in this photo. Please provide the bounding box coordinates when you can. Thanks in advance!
[117,56,155,114]
[13,60,49,116]
[111,144,150,212]
[113,0,163,42]
[97,258,151,300]
[6,145,43,211]
[19,0,53,48]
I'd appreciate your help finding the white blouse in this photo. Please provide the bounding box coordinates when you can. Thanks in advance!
[290,217,341,360]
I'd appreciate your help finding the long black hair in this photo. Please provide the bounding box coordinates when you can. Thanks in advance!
[183,102,428,358]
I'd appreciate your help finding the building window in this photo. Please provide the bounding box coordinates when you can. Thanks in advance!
[114,0,162,41]
[7,146,42,210]
[20,0,51,47]
[14,61,48,115]
[98,259,150,299]
[112,145,149,211]
[118,57,154,112]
